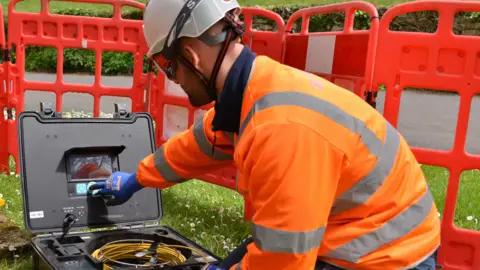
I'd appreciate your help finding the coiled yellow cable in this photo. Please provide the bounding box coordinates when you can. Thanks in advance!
[91,239,209,270]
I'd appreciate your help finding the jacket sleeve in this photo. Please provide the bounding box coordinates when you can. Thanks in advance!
[232,122,346,270]
[136,108,235,189]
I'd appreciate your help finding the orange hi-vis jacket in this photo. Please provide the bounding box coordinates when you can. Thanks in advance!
[136,54,441,269]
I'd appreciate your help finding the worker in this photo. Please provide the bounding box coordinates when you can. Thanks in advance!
[89,0,441,269]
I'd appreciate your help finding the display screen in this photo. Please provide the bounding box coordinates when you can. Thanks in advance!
[69,154,113,181]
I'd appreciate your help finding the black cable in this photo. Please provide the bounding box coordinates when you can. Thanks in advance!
[59,213,77,243]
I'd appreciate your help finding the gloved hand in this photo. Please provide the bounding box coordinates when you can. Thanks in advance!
[88,172,144,206]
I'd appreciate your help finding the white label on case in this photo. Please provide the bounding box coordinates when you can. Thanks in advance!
[30,211,44,219]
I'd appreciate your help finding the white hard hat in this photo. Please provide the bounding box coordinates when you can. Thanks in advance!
[143,0,241,58]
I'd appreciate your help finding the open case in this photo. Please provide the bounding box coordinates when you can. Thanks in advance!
[17,102,221,270]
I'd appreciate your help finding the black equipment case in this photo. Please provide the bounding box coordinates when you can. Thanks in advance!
[17,102,221,270]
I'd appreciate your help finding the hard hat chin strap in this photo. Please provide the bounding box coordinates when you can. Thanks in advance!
[161,0,245,103]
[177,11,245,102]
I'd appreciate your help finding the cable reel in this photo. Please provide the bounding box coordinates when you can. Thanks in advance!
[90,235,209,269]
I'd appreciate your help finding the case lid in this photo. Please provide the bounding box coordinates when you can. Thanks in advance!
[17,102,163,234]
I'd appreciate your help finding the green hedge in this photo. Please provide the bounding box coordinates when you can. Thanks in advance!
[4,6,480,76]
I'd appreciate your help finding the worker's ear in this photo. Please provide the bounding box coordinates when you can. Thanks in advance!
[181,43,201,71]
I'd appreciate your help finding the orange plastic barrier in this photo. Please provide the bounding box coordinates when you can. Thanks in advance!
[6,0,149,173]
[283,1,379,101]
[0,4,8,174]
[372,1,480,269]
[241,7,285,62]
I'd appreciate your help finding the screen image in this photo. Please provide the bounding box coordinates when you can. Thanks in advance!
[69,154,113,181]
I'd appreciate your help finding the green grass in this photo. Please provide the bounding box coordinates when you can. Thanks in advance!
[2,156,480,269]
[0,0,411,16]
[1,256,31,270]
[424,167,480,230]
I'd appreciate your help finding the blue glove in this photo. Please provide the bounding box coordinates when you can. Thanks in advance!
[88,172,144,206]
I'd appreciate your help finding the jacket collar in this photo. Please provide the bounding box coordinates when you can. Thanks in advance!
[212,46,256,134]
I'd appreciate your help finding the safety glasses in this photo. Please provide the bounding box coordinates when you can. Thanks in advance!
[152,52,178,80]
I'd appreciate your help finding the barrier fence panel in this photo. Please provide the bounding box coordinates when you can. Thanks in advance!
[148,8,285,221]
[6,0,149,173]
[240,7,285,62]
[283,1,379,101]
[372,1,480,269]
[0,5,9,174]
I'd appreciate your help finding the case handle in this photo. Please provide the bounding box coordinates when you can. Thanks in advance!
[39,101,62,118]
[114,103,132,119]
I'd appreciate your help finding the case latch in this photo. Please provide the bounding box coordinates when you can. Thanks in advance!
[40,101,62,118]
[113,103,132,119]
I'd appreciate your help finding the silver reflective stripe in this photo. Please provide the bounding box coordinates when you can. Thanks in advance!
[193,115,233,161]
[237,91,401,215]
[153,145,188,183]
[252,223,325,254]
[235,260,242,270]
[330,122,401,215]
[325,188,434,262]
[238,91,383,159]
